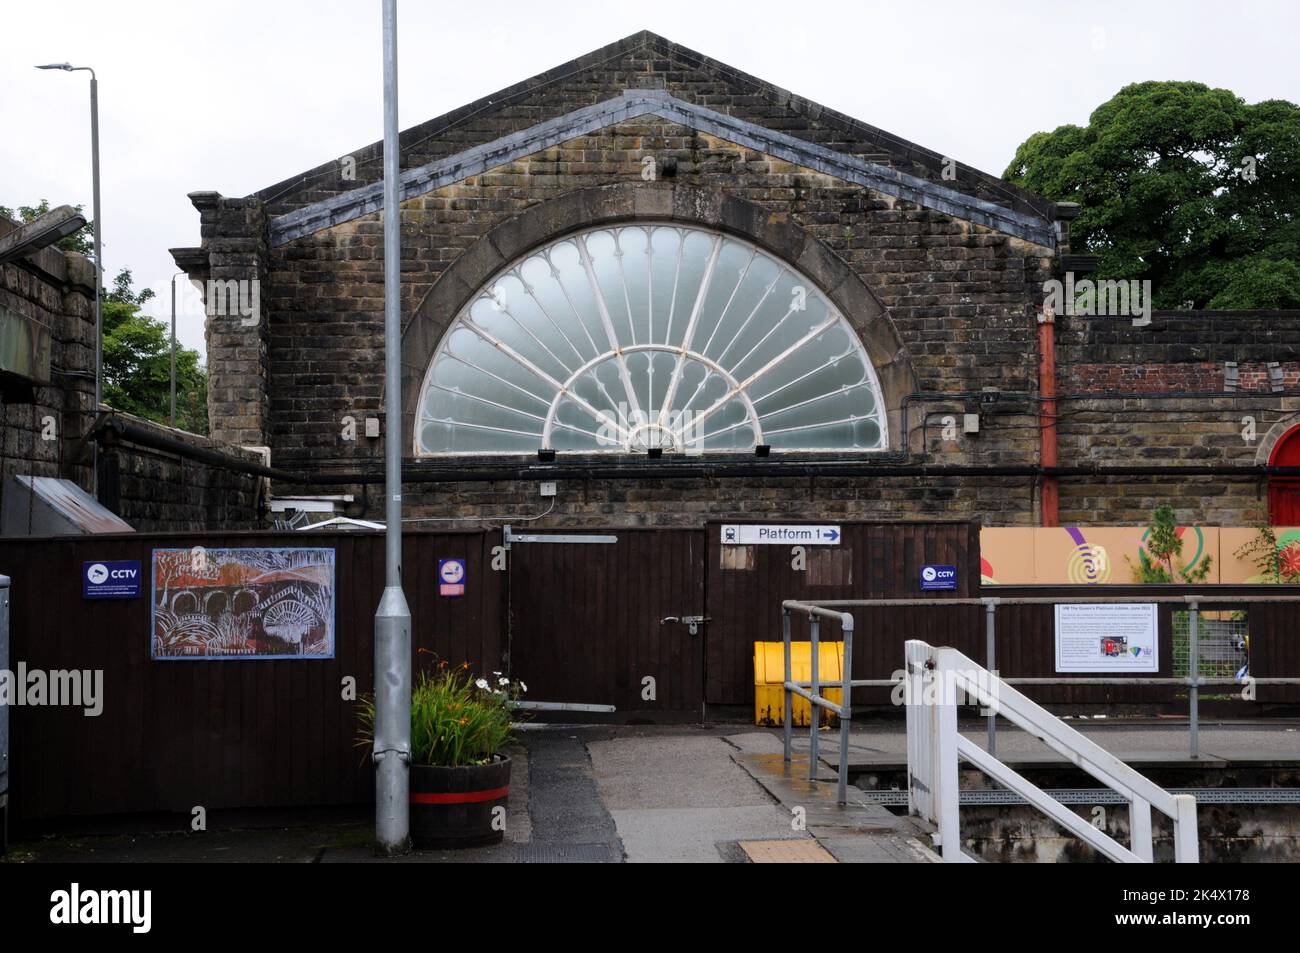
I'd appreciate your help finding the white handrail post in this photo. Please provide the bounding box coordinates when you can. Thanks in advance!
[905,640,930,819]
[932,651,963,861]
[1173,794,1200,863]
[1130,797,1153,862]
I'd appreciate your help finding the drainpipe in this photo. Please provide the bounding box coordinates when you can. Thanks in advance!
[1037,302,1059,526]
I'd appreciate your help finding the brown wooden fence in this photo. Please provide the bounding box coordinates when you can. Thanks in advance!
[2,524,1296,823]
[0,530,502,822]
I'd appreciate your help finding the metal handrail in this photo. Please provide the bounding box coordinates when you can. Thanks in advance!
[781,600,854,805]
[905,640,1199,863]
[782,594,1300,759]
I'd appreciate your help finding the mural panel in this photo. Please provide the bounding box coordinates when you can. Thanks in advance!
[151,547,336,659]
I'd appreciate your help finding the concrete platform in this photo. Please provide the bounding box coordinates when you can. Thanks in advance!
[785,721,1300,772]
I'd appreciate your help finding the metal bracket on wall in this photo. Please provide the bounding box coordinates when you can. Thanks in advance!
[501,523,618,550]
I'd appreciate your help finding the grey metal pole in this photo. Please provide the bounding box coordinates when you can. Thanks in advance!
[837,614,853,806]
[89,72,101,424]
[809,615,820,780]
[373,0,412,854]
[34,63,101,489]
[169,273,180,427]
[985,600,996,756]
[782,609,792,763]
[1188,601,1199,759]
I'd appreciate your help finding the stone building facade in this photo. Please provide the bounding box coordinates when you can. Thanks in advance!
[171,32,1300,530]
[0,212,263,533]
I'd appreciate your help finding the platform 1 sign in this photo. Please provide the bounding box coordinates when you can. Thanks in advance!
[1054,602,1158,673]
[720,524,841,546]
[438,558,466,597]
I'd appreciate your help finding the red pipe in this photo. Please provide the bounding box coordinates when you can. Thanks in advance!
[1038,305,1059,526]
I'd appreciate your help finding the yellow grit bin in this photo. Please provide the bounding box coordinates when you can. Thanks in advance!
[753,641,843,727]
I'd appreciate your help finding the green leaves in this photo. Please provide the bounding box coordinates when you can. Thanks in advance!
[1004,82,1300,309]
[356,664,523,768]
[1127,506,1213,584]
[101,268,207,434]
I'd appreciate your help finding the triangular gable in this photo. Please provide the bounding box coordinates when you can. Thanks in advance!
[269,89,1054,248]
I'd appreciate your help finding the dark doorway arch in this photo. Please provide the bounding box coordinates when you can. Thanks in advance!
[1269,425,1300,523]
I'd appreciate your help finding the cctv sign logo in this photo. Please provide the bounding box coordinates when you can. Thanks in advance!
[83,560,143,600]
[920,564,958,591]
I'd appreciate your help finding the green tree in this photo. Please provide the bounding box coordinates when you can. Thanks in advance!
[0,198,93,256]
[1004,82,1300,309]
[1127,506,1213,583]
[103,268,208,435]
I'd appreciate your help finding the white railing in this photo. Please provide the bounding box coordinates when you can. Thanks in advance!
[904,640,1199,863]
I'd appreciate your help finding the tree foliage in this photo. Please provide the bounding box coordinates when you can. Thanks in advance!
[103,269,208,435]
[1004,82,1300,309]
[1127,506,1213,583]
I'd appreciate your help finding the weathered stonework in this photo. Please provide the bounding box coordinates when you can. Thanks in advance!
[0,212,263,534]
[173,31,1300,530]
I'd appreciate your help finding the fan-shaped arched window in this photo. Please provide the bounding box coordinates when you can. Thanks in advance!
[416,224,887,455]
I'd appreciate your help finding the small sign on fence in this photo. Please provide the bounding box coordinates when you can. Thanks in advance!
[1054,602,1158,673]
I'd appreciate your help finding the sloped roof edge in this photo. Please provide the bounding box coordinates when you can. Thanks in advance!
[269,89,1055,248]
[252,30,1053,222]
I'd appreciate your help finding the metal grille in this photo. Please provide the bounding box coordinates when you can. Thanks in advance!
[1173,610,1248,679]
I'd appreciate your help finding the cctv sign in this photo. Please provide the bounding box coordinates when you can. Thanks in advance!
[83,560,143,599]
[919,564,958,591]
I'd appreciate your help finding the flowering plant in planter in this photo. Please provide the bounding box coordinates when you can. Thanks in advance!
[357,661,526,848]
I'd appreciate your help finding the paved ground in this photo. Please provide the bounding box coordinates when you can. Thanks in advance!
[4,720,1295,863]
[586,731,809,862]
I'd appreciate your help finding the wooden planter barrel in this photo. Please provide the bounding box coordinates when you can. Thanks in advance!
[409,755,511,849]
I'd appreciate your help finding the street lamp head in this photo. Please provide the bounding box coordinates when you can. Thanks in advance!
[35,63,74,71]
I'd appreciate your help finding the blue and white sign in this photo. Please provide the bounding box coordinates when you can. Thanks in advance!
[720,524,841,546]
[920,564,958,591]
[438,558,466,597]
[84,560,143,599]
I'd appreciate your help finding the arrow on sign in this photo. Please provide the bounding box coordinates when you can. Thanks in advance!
[824,529,840,542]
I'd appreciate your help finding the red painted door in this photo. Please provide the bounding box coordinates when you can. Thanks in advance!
[1269,426,1300,524]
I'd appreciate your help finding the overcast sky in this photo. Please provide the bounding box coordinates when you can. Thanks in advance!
[3,0,1296,357]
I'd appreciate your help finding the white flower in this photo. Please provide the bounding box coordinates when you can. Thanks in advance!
[475,678,489,690]
[498,676,510,687]
[519,681,528,693]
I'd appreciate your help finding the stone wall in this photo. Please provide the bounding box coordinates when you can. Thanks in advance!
[173,32,1300,531]
[1,213,264,534]
[0,215,96,500]
[97,414,265,532]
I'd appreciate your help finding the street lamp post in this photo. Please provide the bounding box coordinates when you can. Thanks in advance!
[170,272,184,427]
[373,0,412,854]
[36,62,101,489]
